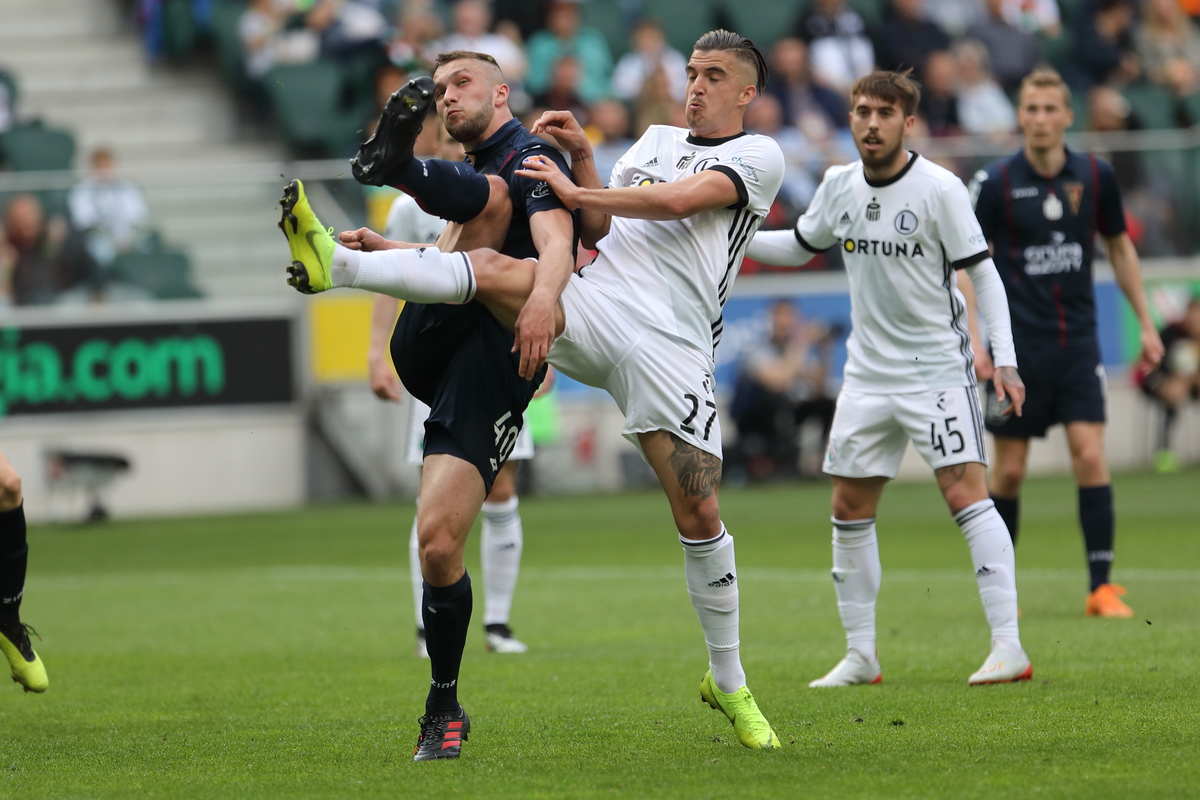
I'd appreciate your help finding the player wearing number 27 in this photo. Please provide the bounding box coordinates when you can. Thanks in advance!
[747,70,1033,686]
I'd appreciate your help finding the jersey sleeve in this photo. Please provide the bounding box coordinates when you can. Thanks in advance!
[969,168,1000,243]
[607,138,639,189]
[512,142,573,218]
[704,135,785,215]
[793,169,839,252]
[937,179,990,268]
[1095,157,1127,238]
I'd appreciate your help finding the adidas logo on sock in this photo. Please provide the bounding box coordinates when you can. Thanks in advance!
[707,572,736,588]
[831,571,846,583]
[1088,550,1115,562]
[641,157,658,168]
[975,565,996,577]
[839,212,852,225]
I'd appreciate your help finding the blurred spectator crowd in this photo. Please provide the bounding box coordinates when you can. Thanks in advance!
[124,0,1200,263]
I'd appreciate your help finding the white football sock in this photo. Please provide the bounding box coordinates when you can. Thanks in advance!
[408,512,423,631]
[332,245,476,303]
[681,526,746,694]
[831,517,882,661]
[956,499,1021,651]
[480,496,523,627]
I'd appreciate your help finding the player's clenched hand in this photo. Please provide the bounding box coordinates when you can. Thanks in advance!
[368,353,404,402]
[529,110,591,154]
[512,293,555,380]
[993,366,1025,417]
[515,157,581,210]
[1141,325,1166,367]
[339,227,388,252]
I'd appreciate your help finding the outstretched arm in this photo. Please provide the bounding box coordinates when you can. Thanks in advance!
[528,110,611,248]
[1105,232,1165,366]
[744,229,819,266]
[515,156,741,221]
[514,207,575,380]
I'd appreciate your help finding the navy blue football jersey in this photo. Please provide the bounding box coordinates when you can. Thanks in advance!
[971,148,1126,347]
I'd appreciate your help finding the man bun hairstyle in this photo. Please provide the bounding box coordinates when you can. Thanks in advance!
[1019,66,1071,106]
[693,29,769,91]
[433,50,506,82]
[849,69,922,117]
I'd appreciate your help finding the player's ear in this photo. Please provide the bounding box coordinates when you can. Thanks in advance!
[739,83,757,108]
[494,81,510,108]
[903,114,916,136]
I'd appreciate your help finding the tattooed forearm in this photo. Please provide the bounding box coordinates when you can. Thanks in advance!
[935,462,967,491]
[667,432,722,499]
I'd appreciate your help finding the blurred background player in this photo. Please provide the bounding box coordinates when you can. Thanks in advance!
[968,68,1165,619]
[746,70,1031,687]
[0,449,48,693]
[366,117,532,657]
[1135,295,1200,472]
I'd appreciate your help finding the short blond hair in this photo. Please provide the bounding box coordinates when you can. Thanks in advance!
[1019,67,1071,106]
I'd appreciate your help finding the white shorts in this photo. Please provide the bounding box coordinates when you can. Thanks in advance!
[405,399,533,466]
[823,387,987,479]
[550,274,722,460]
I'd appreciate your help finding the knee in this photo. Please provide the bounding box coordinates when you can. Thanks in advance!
[0,467,21,512]
[481,175,512,221]
[1071,445,1106,480]
[992,460,1025,495]
[831,495,873,522]
[676,495,723,541]
[417,519,461,575]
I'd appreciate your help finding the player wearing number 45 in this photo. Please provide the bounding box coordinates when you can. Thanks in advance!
[964,68,1165,619]
[747,70,1033,686]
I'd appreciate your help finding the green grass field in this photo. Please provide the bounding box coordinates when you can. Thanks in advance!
[4,470,1198,799]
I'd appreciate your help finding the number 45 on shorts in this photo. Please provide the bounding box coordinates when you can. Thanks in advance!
[930,416,965,457]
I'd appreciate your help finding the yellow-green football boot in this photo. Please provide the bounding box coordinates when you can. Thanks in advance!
[278,179,336,294]
[0,622,48,693]
[700,670,780,749]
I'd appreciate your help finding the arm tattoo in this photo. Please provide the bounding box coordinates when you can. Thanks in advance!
[935,462,967,490]
[667,432,722,499]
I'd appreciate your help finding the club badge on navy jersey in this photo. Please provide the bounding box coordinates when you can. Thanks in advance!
[1063,182,1084,215]
[866,198,880,221]
[1043,191,1063,220]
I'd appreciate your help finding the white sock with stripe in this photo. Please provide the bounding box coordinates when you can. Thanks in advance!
[331,245,475,303]
[831,517,881,661]
[681,526,746,694]
[956,499,1021,652]
[480,497,523,626]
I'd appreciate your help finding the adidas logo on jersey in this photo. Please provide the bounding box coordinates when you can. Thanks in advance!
[839,212,852,225]
[707,572,736,588]
[641,157,658,168]
[841,238,926,258]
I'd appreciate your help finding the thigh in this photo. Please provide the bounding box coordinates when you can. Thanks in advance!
[548,276,639,391]
[1052,342,1107,426]
[823,391,910,479]
[895,387,988,470]
[989,346,1054,438]
[422,307,546,494]
[618,330,722,461]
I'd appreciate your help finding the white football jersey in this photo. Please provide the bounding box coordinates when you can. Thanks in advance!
[385,193,446,244]
[796,153,990,394]
[580,125,785,356]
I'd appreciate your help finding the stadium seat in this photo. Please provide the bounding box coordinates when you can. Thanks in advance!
[582,0,631,59]
[0,122,76,171]
[211,0,249,91]
[724,0,803,48]
[265,61,363,157]
[1122,82,1178,130]
[112,249,203,300]
[643,0,718,55]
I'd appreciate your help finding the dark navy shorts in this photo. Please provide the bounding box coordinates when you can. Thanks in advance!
[986,339,1106,439]
[391,301,546,493]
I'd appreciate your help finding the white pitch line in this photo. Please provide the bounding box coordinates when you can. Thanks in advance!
[27,565,1200,591]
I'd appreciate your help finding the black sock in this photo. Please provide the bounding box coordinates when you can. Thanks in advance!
[1078,485,1114,592]
[423,572,472,715]
[1160,407,1176,450]
[990,493,1019,547]
[0,503,27,624]
[388,158,491,223]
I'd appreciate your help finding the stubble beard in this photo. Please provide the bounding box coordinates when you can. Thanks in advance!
[859,136,905,171]
[445,104,494,145]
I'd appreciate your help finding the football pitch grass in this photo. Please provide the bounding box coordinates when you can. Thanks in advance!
[4,471,1198,799]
